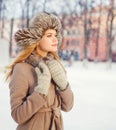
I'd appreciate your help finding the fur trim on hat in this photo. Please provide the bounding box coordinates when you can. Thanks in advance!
[14,13,62,49]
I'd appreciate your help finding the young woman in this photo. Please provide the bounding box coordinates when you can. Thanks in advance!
[7,12,74,130]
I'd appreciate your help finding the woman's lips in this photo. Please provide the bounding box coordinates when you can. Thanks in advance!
[51,44,58,46]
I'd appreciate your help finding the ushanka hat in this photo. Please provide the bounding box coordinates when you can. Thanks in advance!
[14,12,62,49]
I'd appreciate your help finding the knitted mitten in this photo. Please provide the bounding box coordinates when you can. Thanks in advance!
[34,61,51,95]
[46,59,68,90]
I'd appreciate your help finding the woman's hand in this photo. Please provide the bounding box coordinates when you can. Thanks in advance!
[46,59,68,91]
[34,61,51,95]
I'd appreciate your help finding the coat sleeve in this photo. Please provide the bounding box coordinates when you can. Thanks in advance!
[9,63,46,125]
[57,84,74,112]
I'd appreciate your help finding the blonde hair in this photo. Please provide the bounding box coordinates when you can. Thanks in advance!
[6,43,60,80]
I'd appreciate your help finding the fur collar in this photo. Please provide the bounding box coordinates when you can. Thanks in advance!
[25,52,54,67]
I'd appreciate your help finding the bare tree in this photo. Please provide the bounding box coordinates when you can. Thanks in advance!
[0,0,3,21]
[77,0,89,67]
[83,0,88,60]
[19,0,26,28]
[95,0,102,62]
[9,18,14,57]
[0,1,6,38]
[75,0,90,65]
[26,0,30,27]
[106,0,115,68]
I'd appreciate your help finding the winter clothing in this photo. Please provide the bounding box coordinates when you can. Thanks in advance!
[9,12,74,130]
[34,61,51,95]
[25,51,41,67]
[9,61,74,130]
[46,59,68,90]
[14,13,62,50]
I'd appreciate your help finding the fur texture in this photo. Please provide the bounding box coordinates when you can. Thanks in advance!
[14,13,62,49]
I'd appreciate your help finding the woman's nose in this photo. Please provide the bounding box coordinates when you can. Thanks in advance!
[53,36,58,42]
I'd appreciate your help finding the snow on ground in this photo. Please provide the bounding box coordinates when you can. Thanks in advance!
[0,61,116,130]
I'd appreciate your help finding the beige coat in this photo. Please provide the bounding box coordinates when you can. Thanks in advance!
[9,62,74,130]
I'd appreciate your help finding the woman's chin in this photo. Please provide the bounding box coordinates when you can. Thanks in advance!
[50,48,58,52]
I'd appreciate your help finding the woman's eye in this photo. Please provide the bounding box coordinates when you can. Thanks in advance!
[46,34,57,37]
[47,35,52,37]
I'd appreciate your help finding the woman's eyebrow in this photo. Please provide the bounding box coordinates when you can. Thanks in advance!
[45,32,57,35]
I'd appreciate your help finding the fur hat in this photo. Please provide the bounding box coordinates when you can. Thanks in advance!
[14,13,62,50]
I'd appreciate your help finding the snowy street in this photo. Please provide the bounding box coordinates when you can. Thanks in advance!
[0,61,116,130]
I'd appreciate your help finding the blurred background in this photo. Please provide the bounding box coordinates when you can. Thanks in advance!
[0,0,116,130]
[0,0,116,64]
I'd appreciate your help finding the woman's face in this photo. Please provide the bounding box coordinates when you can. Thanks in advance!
[39,29,58,52]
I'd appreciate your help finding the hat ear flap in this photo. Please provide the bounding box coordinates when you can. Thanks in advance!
[14,28,41,49]
[14,29,30,48]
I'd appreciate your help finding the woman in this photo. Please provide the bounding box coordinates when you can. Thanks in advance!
[7,12,74,130]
